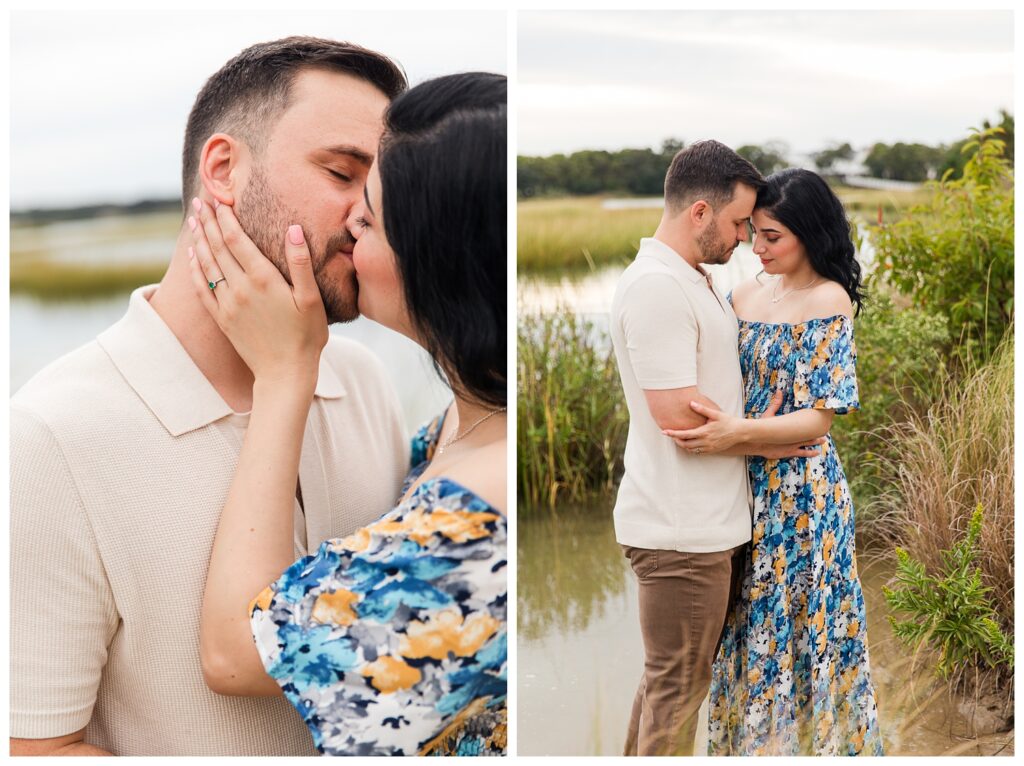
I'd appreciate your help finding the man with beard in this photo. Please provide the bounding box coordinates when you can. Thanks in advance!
[609,141,819,756]
[11,38,410,756]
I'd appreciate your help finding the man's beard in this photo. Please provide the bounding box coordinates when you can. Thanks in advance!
[235,165,359,323]
[696,218,737,266]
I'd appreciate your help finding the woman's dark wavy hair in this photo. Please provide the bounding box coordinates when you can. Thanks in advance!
[756,168,865,315]
[377,72,506,408]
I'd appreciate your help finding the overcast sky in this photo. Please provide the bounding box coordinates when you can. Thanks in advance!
[10,11,507,209]
[519,10,1013,158]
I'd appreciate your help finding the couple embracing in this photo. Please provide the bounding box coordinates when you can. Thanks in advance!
[611,140,883,756]
[11,37,506,756]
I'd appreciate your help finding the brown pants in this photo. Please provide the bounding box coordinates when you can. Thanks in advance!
[622,543,747,756]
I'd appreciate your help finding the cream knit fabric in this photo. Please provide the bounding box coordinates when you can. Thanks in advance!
[10,286,409,755]
[610,238,752,553]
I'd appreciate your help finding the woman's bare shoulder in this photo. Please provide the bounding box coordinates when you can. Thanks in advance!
[807,280,854,320]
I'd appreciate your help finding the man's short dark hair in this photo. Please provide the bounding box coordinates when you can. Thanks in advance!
[663,140,765,215]
[181,36,407,208]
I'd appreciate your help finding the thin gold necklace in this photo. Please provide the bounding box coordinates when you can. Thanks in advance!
[437,407,506,456]
[771,275,819,303]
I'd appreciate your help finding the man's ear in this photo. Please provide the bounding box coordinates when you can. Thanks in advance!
[689,199,711,228]
[197,133,242,206]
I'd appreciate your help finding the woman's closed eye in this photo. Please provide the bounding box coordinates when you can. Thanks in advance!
[353,216,370,231]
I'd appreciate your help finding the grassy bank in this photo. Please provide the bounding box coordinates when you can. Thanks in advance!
[517,196,660,274]
[10,209,179,300]
[518,187,930,274]
[11,261,165,301]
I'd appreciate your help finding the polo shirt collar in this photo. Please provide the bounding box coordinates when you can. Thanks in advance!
[638,237,712,284]
[98,285,346,437]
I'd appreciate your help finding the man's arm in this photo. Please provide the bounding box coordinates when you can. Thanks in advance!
[643,386,718,431]
[11,730,112,756]
[10,407,118,753]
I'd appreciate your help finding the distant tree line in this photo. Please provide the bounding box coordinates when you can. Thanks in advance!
[517,138,684,198]
[864,110,1014,182]
[11,197,182,225]
[517,111,1013,196]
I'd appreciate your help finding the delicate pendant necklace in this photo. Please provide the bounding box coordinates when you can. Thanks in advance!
[771,275,819,303]
[436,407,507,456]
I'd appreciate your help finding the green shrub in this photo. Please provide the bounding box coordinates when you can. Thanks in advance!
[517,309,628,511]
[883,504,1013,681]
[832,289,950,514]
[871,127,1013,366]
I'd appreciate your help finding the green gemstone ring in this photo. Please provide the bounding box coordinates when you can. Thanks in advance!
[209,278,227,290]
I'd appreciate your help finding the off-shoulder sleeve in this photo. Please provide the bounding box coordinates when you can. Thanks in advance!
[249,479,507,756]
[792,315,859,415]
[408,411,446,471]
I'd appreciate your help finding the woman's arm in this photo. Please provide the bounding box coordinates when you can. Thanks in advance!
[188,199,328,696]
[667,388,829,455]
[664,400,833,454]
[199,380,314,696]
[715,437,826,459]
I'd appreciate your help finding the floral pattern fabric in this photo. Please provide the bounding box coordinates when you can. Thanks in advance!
[708,314,883,756]
[250,415,507,756]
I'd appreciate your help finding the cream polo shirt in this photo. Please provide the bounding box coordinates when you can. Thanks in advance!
[10,285,409,755]
[610,238,752,553]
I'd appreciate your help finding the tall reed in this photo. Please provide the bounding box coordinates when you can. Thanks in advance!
[517,309,628,511]
[870,330,1014,629]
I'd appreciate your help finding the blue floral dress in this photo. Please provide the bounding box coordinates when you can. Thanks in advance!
[250,414,507,756]
[708,314,883,756]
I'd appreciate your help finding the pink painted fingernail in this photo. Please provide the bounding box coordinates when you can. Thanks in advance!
[191,198,201,213]
[188,246,195,260]
[288,224,304,245]
[213,199,220,209]
[188,216,196,231]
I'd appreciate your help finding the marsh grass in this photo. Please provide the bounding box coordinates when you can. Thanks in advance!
[833,185,933,218]
[518,188,928,274]
[517,309,628,510]
[870,331,1014,643]
[517,197,660,274]
[11,261,165,301]
[10,209,179,300]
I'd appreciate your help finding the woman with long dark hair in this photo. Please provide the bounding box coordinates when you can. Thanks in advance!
[664,168,882,755]
[188,72,506,756]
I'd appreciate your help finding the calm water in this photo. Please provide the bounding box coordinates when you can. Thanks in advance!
[518,510,1013,757]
